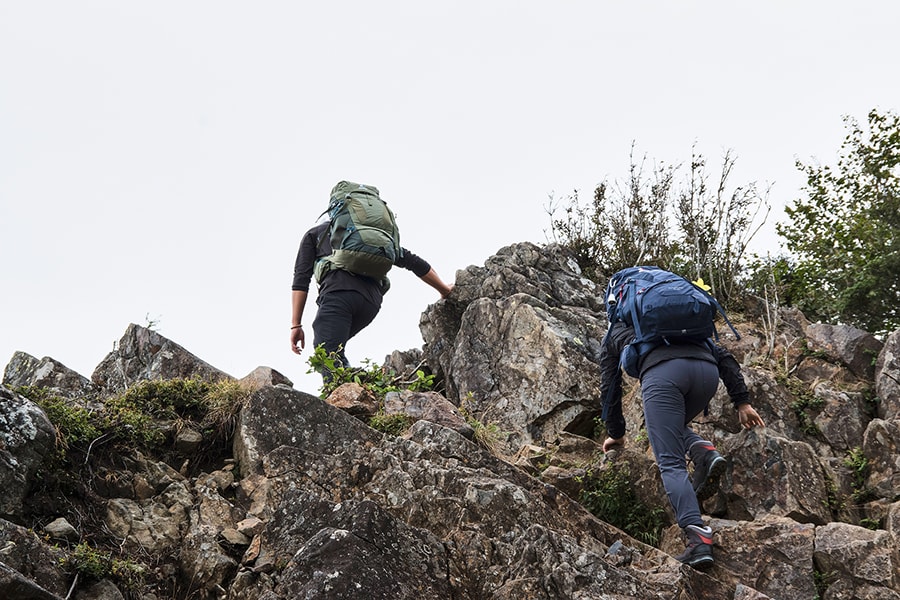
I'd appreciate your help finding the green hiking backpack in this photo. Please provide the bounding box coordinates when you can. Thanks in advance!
[314,181,401,285]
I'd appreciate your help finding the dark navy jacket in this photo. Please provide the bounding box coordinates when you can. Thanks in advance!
[599,322,750,439]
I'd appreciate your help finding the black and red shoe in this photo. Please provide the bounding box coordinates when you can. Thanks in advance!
[675,524,714,569]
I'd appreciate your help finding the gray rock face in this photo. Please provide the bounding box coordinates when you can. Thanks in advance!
[233,386,704,599]
[92,323,233,392]
[383,389,474,439]
[0,386,56,520]
[3,352,99,400]
[806,322,884,380]
[422,243,606,452]
[877,328,900,420]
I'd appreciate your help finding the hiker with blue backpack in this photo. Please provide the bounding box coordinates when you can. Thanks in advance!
[290,181,453,377]
[598,266,765,569]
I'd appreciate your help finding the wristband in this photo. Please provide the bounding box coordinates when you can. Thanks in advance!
[291,325,302,330]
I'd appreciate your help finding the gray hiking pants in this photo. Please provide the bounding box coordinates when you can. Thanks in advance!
[641,357,719,528]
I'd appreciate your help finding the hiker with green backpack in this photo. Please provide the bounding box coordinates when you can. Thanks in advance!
[290,181,453,378]
[598,266,765,570]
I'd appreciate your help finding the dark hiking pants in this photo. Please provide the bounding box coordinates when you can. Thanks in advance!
[641,357,719,528]
[312,290,380,378]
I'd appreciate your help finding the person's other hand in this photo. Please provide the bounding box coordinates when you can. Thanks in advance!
[290,326,305,355]
[737,404,765,429]
[602,436,625,453]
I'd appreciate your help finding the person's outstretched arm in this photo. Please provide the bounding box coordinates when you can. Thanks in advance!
[395,248,454,298]
[419,268,453,298]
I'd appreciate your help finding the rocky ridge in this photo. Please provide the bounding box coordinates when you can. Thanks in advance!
[1,242,899,599]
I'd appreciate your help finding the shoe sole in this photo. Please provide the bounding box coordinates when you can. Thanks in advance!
[686,555,714,570]
[695,456,727,501]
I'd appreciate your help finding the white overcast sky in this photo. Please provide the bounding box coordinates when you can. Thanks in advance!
[2,2,897,394]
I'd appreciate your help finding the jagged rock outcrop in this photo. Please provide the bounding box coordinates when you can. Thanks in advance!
[421,243,607,451]
[0,386,56,520]
[0,242,898,599]
[92,322,233,392]
[877,329,900,420]
[4,351,100,400]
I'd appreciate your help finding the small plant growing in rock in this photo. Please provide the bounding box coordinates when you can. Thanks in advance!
[307,344,436,399]
[785,378,824,436]
[16,387,101,454]
[822,473,845,515]
[578,462,666,547]
[459,393,507,456]
[814,568,837,600]
[368,411,415,436]
[69,542,146,592]
[843,446,875,503]
[859,517,880,530]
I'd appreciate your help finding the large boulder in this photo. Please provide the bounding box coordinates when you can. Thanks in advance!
[661,516,818,599]
[92,324,233,392]
[806,323,884,380]
[421,243,606,453]
[723,430,832,524]
[863,419,900,501]
[0,519,68,598]
[0,386,57,520]
[815,522,898,595]
[877,328,900,420]
[230,384,730,599]
[3,352,99,400]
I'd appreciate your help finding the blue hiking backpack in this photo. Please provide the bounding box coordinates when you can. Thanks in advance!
[605,266,739,377]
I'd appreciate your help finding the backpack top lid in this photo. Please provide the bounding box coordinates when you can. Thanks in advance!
[329,180,379,207]
[604,265,663,322]
[605,265,740,342]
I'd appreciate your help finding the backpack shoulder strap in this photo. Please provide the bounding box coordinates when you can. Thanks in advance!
[710,297,741,341]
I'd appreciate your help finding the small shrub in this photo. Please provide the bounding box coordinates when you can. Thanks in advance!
[17,387,101,450]
[823,474,845,515]
[785,378,824,437]
[814,569,837,600]
[307,345,437,399]
[459,394,507,456]
[368,411,415,436]
[859,517,880,530]
[407,369,436,392]
[69,542,146,591]
[843,447,876,503]
[308,346,401,399]
[202,379,251,433]
[470,419,506,456]
[579,462,666,547]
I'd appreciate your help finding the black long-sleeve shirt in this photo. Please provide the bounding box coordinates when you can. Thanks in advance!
[292,221,432,305]
[599,322,751,439]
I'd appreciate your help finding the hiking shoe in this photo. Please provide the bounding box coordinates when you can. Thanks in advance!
[675,525,714,569]
[692,447,727,501]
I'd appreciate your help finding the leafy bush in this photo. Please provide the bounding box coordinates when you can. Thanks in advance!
[307,345,435,399]
[777,109,900,335]
[579,462,666,546]
[843,447,875,503]
[19,387,100,449]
